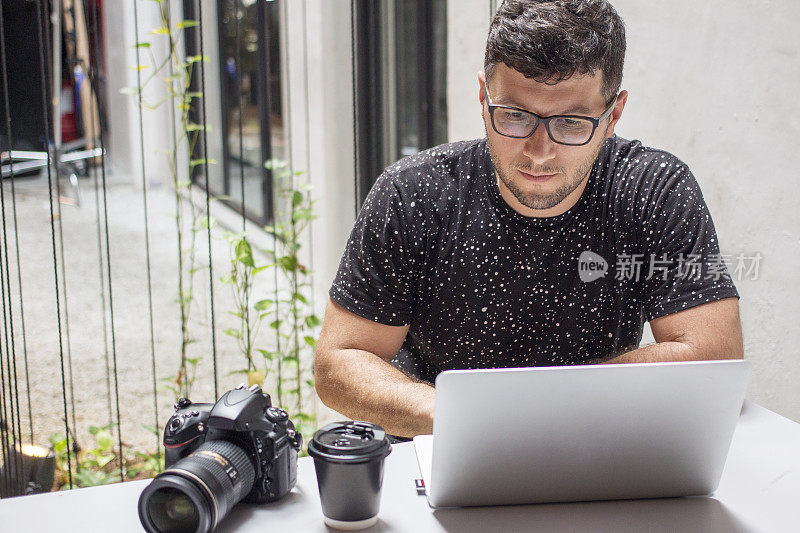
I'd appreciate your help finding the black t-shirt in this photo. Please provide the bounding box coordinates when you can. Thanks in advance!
[330,136,739,384]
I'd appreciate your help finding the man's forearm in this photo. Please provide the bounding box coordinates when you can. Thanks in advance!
[315,349,435,438]
[601,340,742,365]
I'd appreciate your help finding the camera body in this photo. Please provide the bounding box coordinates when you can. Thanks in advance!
[164,384,301,503]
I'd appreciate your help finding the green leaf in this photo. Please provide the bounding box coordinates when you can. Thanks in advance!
[96,453,115,468]
[149,27,171,35]
[185,53,209,63]
[223,328,242,339]
[235,240,254,267]
[185,123,205,132]
[305,315,322,328]
[277,255,298,272]
[293,207,313,221]
[225,369,250,377]
[119,87,139,96]
[177,20,199,30]
[304,336,317,347]
[199,215,216,230]
[96,430,115,452]
[264,159,288,170]
[269,319,282,330]
[189,157,217,169]
[305,379,315,388]
[132,42,151,49]
[292,292,308,304]
[254,299,274,311]
[291,190,303,207]
[253,265,272,274]
[185,357,201,365]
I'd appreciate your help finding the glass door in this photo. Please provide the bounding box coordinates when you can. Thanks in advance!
[216,0,284,224]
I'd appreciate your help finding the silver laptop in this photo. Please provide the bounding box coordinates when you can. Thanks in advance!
[414,360,750,508]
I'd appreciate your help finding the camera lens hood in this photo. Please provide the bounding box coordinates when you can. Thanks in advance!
[138,471,214,533]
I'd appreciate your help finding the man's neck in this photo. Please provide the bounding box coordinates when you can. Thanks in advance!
[496,171,591,218]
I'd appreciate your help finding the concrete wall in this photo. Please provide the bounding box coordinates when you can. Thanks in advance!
[104,0,173,186]
[447,0,800,422]
[612,0,800,421]
[300,0,358,311]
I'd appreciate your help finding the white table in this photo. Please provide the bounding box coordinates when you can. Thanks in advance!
[2,401,799,532]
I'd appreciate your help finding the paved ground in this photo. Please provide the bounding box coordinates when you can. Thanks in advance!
[0,168,333,460]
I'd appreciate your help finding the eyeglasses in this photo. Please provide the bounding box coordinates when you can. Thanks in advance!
[484,82,618,146]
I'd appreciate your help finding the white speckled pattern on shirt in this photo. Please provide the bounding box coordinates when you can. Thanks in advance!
[330,136,739,383]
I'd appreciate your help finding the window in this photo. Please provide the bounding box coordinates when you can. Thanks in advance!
[353,0,448,208]
[185,0,284,225]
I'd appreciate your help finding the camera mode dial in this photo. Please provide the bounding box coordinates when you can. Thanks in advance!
[265,407,288,423]
[174,397,192,410]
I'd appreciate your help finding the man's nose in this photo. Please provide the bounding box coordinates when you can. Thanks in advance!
[522,121,557,165]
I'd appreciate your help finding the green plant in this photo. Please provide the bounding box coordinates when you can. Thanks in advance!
[218,161,320,449]
[220,232,274,387]
[263,161,321,443]
[49,424,166,489]
[49,425,121,489]
[126,424,165,479]
[123,1,216,399]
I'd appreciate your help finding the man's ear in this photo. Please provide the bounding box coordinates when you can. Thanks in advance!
[477,70,486,105]
[605,90,628,139]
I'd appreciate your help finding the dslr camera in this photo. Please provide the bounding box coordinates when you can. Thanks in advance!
[138,384,302,533]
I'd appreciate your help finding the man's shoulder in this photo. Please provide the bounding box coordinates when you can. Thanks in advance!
[602,135,693,188]
[382,138,489,188]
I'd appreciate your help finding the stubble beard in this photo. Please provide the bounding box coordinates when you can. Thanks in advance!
[486,127,607,211]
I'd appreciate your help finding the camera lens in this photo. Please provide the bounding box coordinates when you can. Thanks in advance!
[138,440,256,533]
[147,487,199,533]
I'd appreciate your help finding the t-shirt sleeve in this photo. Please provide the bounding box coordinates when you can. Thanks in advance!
[329,172,421,325]
[637,161,739,321]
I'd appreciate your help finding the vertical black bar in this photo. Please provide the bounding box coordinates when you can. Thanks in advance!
[80,0,113,429]
[195,0,219,399]
[133,0,161,466]
[36,0,73,489]
[300,0,315,313]
[0,0,24,493]
[261,0,281,406]
[353,0,384,210]
[418,0,432,150]
[0,40,32,448]
[215,0,231,200]
[0,0,31,452]
[350,0,358,217]
[258,0,274,224]
[88,0,124,483]
[234,0,245,229]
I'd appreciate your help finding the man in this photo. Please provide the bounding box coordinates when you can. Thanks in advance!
[315,0,743,439]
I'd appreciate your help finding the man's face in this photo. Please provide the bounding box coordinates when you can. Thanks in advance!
[479,63,626,216]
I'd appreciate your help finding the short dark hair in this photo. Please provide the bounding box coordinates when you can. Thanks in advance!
[484,0,626,101]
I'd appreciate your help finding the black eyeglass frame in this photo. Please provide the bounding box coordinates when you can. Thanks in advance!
[484,82,619,146]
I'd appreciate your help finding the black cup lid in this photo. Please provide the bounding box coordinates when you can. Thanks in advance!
[307,421,391,463]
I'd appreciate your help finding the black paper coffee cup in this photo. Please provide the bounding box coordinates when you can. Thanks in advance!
[307,421,392,530]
